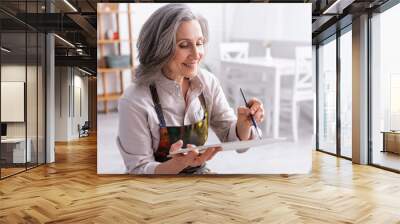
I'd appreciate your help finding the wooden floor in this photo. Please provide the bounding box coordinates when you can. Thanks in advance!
[1,167,26,178]
[1,135,400,223]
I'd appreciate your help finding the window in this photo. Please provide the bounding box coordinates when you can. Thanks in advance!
[371,3,400,171]
[317,36,337,154]
[339,28,352,158]
[0,1,47,179]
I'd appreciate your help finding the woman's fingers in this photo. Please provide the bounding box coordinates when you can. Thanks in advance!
[186,144,199,156]
[170,143,220,167]
[201,147,215,161]
[169,140,183,154]
[181,144,198,165]
[187,144,196,149]
[237,106,250,116]
[186,150,197,156]
[238,99,264,116]
[237,106,252,127]
[247,98,261,113]
[244,98,265,123]
[254,107,264,123]
[187,148,211,167]
[238,106,264,126]
[196,147,221,165]
[208,147,221,160]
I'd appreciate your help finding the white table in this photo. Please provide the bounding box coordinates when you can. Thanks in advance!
[221,57,296,139]
[1,138,31,163]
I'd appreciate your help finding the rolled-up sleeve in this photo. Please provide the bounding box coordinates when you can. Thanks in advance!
[208,76,239,142]
[117,97,160,174]
[207,73,262,152]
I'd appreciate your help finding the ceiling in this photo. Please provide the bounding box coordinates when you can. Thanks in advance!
[0,0,98,74]
[0,0,394,74]
[310,0,390,43]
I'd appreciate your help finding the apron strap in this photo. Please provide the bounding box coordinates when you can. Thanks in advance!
[199,92,207,112]
[149,83,167,127]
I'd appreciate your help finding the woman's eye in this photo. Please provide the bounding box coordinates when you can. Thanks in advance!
[178,41,203,48]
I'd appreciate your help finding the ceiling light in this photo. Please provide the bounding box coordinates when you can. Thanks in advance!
[323,0,342,14]
[54,34,75,48]
[63,0,78,12]
[78,67,92,76]
[1,47,11,53]
[76,49,84,55]
[323,0,354,15]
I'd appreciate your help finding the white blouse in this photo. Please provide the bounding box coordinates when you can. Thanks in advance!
[117,68,258,174]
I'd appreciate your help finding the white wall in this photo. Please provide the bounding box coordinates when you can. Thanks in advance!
[55,67,89,141]
[72,74,89,138]
[1,65,26,81]
[55,66,69,141]
[229,4,309,42]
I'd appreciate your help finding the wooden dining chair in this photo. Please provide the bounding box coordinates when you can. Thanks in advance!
[219,42,274,136]
[224,66,275,137]
[220,42,250,83]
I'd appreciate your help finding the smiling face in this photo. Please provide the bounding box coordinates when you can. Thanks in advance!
[163,20,205,80]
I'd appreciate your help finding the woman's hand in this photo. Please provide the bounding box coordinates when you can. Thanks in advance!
[170,140,221,168]
[154,140,221,174]
[236,98,264,140]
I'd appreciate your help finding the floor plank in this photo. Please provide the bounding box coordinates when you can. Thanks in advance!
[1,135,400,223]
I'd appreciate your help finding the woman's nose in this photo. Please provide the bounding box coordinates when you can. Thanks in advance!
[190,45,201,59]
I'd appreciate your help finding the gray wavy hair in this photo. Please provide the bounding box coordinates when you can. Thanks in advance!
[135,3,209,85]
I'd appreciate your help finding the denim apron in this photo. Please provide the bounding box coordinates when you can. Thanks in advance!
[149,83,209,174]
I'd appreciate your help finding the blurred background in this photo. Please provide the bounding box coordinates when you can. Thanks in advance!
[97,3,313,174]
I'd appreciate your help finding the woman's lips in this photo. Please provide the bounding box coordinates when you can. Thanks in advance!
[183,62,197,69]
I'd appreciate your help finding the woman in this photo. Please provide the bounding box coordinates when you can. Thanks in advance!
[118,3,265,174]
